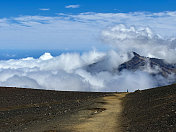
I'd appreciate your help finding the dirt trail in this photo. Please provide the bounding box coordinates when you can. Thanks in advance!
[72,93,127,132]
[1,87,127,132]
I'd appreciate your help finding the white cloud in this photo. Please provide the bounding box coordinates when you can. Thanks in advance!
[0,11,176,50]
[0,11,176,91]
[39,8,50,11]
[102,24,176,63]
[65,5,80,9]
[0,50,174,92]
[0,51,104,91]
[39,53,53,60]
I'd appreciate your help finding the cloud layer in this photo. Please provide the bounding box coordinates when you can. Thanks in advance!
[102,24,176,63]
[0,49,175,92]
[0,11,176,91]
[0,51,105,91]
[0,11,176,49]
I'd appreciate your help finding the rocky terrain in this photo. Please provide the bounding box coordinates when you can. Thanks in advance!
[118,52,176,77]
[122,83,176,132]
[0,84,176,132]
[87,52,176,77]
[0,87,112,132]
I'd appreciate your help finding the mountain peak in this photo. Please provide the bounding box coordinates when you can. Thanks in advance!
[133,52,140,57]
[118,52,176,77]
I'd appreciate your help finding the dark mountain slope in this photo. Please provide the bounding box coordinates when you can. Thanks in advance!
[118,52,176,77]
[86,52,176,78]
[122,83,176,132]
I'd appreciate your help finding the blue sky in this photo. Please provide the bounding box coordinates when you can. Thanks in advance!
[0,0,176,50]
[1,0,176,18]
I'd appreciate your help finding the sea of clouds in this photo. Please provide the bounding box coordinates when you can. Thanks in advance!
[1,11,176,92]
[0,24,176,92]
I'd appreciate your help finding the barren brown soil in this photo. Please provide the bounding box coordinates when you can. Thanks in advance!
[122,84,176,132]
[0,87,113,132]
[1,84,176,132]
[73,93,126,132]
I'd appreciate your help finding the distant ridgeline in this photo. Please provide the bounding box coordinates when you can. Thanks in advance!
[118,52,176,77]
[86,52,176,84]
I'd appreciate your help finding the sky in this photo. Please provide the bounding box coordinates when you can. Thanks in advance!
[0,0,176,50]
[0,0,176,92]
[1,0,176,17]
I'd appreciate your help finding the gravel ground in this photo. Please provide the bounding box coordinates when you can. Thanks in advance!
[1,84,176,132]
[0,87,112,132]
[122,84,176,132]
